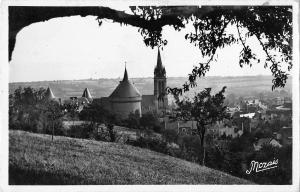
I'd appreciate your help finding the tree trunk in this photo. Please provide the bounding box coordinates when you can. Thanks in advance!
[52,122,54,141]
[199,135,206,166]
[108,124,115,142]
[202,141,206,166]
[197,123,206,166]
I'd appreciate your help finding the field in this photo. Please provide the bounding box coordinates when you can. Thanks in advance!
[9,130,252,185]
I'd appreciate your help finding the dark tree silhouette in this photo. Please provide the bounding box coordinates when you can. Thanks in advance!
[175,86,228,165]
[9,6,292,91]
[43,100,64,141]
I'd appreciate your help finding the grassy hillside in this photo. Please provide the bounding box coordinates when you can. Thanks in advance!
[9,130,252,185]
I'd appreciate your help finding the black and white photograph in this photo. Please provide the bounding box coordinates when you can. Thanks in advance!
[0,1,299,191]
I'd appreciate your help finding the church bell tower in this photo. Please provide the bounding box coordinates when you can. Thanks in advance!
[154,48,168,113]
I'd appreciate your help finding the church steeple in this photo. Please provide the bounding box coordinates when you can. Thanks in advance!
[154,48,166,78]
[157,48,162,68]
[153,48,168,113]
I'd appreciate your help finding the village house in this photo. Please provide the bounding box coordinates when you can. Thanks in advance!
[253,138,282,151]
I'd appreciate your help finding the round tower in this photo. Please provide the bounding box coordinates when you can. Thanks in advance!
[109,67,142,119]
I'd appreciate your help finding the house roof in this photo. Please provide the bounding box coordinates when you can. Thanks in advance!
[82,88,92,100]
[45,87,55,99]
[275,105,292,111]
[256,138,272,146]
[240,113,255,118]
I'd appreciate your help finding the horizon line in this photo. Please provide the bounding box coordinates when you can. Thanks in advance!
[8,74,285,84]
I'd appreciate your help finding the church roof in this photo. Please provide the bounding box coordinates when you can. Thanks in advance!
[82,88,92,100]
[45,87,55,99]
[109,67,141,101]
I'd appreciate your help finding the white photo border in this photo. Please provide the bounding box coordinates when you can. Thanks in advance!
[0,0,299,191]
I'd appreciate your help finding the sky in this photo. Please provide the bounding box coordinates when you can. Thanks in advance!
[9,6,273,83]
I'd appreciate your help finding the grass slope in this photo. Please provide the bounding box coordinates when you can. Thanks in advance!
[9,130,252,185]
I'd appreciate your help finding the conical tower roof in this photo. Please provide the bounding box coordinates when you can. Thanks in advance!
[109,67,141,101]
[82,88,92,100]
[123,66,128,81]
[45,87,55,100]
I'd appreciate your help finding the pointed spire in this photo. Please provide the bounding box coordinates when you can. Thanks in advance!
[82,88,92,100]
[154,48,166,77]
[45,87,55,100]
[123,64,128,81]
[157,48,162,68]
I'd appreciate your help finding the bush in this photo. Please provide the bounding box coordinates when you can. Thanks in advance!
[177,135,202,162]
[153,125,163,133]
[107,124,116,142]
[67,123,96,139]
[125,111,140,129]
[140,112,161,131]
[37,114,65,136]
[127,136,168,154]
[162,129,178,143]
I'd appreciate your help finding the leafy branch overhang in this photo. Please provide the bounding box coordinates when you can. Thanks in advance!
[8,6,245,61]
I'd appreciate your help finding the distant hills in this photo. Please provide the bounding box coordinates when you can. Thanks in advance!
[9,76,292,99]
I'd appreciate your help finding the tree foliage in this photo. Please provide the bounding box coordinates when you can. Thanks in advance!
[79,102,118,142]
[9,87,64,136]
[130,6,292,92]
[125,110,141,129]
[175,86,228,164]
[79,102,114,124]
[9,6,292,91]
[62,100,79,121]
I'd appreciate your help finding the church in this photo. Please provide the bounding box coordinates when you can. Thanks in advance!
[97,49,168,119]
[46,49,169,119]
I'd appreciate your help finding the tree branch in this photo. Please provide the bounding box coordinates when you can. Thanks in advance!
[9,6,245,61]
[169,19,230,95]
[255,33,288,90]
[255,34,276,66]
[236,22,247,51]
[9,6,184,60]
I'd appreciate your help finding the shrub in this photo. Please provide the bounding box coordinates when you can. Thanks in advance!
[162,129,178,143]
[126,136,168,154]
[37,114,65,136]
[153,125,163,133]
[67,123,95,139]
[125,111,140,129]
